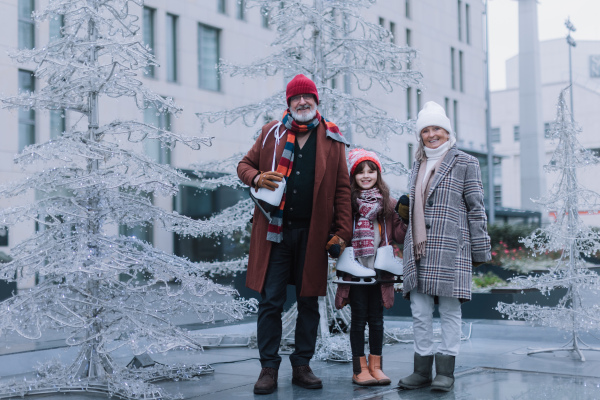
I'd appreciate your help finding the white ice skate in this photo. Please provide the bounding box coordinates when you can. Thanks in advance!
[333,247,377,285]
[373,221,403,283]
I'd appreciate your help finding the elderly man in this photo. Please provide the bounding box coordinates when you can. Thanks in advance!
[238,74,352,394]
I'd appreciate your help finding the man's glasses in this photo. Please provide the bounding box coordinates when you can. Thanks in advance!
[290,94,315,103]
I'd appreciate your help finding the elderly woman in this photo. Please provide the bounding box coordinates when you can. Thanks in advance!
[397,101,491,392]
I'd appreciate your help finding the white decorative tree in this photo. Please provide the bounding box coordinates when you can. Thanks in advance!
[194,0,421,361]
[0,0,257,398]
[497,89,600,361]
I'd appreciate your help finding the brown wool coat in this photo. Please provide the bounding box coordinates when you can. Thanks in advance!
[237,120,353,297]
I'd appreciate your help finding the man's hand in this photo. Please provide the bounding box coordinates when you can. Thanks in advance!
[396,195,410,223]
[254,171,284,191]
[326,235,346,258]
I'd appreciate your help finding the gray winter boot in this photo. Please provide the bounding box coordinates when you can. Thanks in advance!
[397,353,433,389]
[431,353,455,392]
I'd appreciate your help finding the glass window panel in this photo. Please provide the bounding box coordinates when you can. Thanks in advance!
[166,14,178,82]
[144,104,171,164]
[458,0,462,41]
[218,0,226,14]
[237,0,246,20]
[18,70,35,151]
[18,0,34,49]
[513,125,520,142]
[451,47,456,90]
[459,50,464,92]
[491,127,501,143]
[143,7,155,78]
[49,15,63,41]
[198,24,220,91]
[50,110,65,139]
[465,3,471,44]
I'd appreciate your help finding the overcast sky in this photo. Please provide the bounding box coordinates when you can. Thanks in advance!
[488,0,600,91]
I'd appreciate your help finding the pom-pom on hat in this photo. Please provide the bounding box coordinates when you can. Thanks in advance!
[286,74,319,105]
[415,101,454,141]
[348,148,382,176]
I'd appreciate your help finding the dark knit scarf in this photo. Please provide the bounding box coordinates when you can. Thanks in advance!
[352,188,383,258]
[266,110,320,243]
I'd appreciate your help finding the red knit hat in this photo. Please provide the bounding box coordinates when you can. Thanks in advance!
[348,148,382,176]
[286,74,319,105]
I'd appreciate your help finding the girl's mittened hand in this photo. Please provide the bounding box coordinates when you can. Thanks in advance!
[396,195,410,223]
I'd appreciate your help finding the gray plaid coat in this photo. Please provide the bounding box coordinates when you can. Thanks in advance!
[402,146,491,301]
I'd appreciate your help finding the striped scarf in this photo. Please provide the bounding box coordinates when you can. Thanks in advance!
[352,188,383,258]
[266,109,321,243]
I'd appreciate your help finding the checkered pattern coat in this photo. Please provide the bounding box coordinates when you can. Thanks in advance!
[402,146,491,301]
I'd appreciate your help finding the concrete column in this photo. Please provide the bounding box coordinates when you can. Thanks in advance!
[518,0,546,211]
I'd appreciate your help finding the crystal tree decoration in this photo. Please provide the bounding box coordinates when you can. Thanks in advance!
[497,89,600,361]
[0,0,257,398]
[197,0,422,141]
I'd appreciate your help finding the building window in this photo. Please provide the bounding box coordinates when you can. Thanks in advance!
[465,3,471,45]
[544,122,552,138]
[261,5,270,28]
[50,110,65,139]
[459,50,464,92]
[218,0,226,14]
[378,17,384,27]
[408,143,414,167]
[49,14,63,41]
[18,69,35,152]
[494,185,502,207]
[0,226,7,247]
[406,87,412,120]
[173,171,248,262]
[389,22,396,44]
[453,100,458,134]
[513,125,520,142]
[406,29,412,69]
[405,0,411,19]
[451,47,456,90]
[416,89,422,112]
[444,97,450,115]
[198,24,220,91]
[237,0,246,20]
[143,7,155,78]
[457,0,462,41]
[144,102,172,165]
[491,127,500,143]
[119,191,153,245]
[18,0,35,50]
[166,13,178,82]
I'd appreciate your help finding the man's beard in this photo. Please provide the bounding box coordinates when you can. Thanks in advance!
[290,105,317,123]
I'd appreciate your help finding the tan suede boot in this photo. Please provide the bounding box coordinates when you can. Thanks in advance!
[352,356,377,386]
[368,354,391,385]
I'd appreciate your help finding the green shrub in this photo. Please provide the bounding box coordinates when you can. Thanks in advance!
[487,223,536,248]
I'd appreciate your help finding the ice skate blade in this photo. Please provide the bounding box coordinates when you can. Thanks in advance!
[332,276,377,285]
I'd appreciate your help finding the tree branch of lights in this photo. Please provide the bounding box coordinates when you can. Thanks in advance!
[0,0,257,398]
[497,89,600,361]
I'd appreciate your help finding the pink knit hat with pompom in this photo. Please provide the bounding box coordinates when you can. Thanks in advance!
[348,148,382,176]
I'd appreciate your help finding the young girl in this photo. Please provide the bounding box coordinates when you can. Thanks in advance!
[335,148,407,386]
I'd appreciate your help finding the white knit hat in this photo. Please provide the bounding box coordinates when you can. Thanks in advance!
[415,101,455,143]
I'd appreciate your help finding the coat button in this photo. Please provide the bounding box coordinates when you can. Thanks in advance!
[293,189,297,194]
[289,207,294,212]
[426,224,431,229]
[296,171,300,175]
[428,200,433,206]
[299,154,303,158]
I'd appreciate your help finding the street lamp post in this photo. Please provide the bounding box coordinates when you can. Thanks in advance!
[565,17,576,120]
[484,0,495,224]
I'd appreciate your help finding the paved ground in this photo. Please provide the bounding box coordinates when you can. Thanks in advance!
[1,317,600,399]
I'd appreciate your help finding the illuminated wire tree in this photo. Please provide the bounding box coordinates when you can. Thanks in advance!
[497,89,600,361]
[0,0,257,398]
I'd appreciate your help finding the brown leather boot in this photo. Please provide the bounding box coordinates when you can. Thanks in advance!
[352,356,377,386]
[292,365,323,389]
[253,367,278,395]
[368,354,391,385]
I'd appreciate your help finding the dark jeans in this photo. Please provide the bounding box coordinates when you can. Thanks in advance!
[349,284,384,357]
[256,227,320,369]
